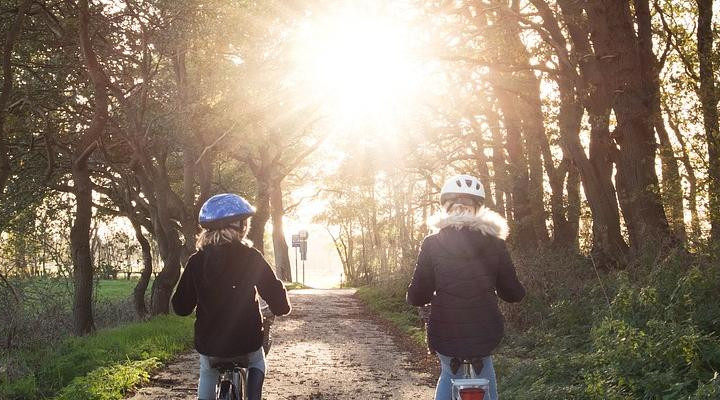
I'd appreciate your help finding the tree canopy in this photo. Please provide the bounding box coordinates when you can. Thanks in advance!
[0,0,718,334]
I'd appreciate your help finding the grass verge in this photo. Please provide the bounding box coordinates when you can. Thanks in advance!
[283,281,310,290]
[0,314,194,400]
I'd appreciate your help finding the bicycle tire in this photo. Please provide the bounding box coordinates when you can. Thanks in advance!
[230,369,246,400]
[240,369,249,400]
[217,380,232,400]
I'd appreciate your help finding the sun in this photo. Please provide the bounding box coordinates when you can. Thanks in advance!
[292,7,426,125]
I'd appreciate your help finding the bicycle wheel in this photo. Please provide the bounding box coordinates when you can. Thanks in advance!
[217,380,232,400]
[231,369,247,400]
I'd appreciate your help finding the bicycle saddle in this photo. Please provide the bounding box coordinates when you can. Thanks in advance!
[208,355,250,370]
[450,357,484,375]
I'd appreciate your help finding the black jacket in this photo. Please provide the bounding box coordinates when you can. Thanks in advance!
[407,211,525,358]
[172,241,291,357]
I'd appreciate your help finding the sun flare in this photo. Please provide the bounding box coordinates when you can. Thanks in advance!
[293,9,426,124]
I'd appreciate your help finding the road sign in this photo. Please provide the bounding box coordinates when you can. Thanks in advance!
[299,241,308,261]
[298,230,309,240]
[291,234,302,247]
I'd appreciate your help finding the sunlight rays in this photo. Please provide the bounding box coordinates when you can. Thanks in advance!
[291,6,428,127]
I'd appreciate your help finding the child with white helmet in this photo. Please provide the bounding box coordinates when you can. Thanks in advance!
[407,175,525,400]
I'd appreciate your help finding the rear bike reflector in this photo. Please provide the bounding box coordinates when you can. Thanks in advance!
[459,388,485,400]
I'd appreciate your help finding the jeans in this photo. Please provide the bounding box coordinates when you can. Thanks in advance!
[435,353,498,400]
[197,347,266,400]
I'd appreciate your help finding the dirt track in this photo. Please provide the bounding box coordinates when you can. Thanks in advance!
[127,289,436,399]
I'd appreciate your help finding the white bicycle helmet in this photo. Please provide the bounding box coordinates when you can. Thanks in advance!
[440,174,485,208]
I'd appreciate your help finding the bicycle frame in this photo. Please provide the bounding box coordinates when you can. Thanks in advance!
[216,365,247,400]
[210,356,250,400]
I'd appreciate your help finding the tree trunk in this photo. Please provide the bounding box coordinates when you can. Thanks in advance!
[181,152,198,256]
[270,179,292,281]
[487,109,508,217]
[128,164,185,316]
[175,50,206,258]
[585,0,672,250]
[131,220,152,319]
[486,7,548,248]
[370,183,388,275]
[148,214,183,315]
[566,162,581,249]
[655,117,686,241]
[70,163,95,335]
[522,95,551,245]
[564,109,629,266]
[248,176,271,253]
[473,143,496,210]
[0,0,31,194]
[550,28,583,252]
[148,183,185,315]
[697,0,720,244]
[70,0,109,335]
[149,245,181,315]
[666,107,701,240]
[493,87,537,247]
[634,0,686,243]
[555,0,628,265]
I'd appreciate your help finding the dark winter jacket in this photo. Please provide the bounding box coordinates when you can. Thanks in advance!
[171,241,291,357]
[407,210,525,358]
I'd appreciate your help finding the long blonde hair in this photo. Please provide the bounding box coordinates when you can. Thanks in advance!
[444,202,479,217]
[196,219,252,250]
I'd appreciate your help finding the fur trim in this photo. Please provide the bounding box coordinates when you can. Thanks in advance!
[430,208,509,239]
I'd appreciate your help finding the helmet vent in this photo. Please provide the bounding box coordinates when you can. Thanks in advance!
[465,179,473,187]
[456,179,462,187]
[476,183,481,190]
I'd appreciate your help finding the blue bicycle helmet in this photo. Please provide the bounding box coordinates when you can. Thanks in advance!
[198,193,256,229]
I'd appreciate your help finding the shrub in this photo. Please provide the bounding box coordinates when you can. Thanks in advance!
[586,259,720,399]
[56,358,161,400]
[356,250,720,400]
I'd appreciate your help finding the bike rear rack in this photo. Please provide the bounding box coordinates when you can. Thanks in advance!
[451,378,489,400]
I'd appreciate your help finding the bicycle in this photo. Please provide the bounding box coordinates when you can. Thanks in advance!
[449,357,490,400]
[210,302,275,400]
[209,355,249,400]
[418,307,491,400]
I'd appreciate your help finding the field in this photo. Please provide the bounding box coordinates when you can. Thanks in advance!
[95,279,144,302]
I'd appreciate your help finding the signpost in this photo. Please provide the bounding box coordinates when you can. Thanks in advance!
[291,235,301,282]
[291,231,309,285]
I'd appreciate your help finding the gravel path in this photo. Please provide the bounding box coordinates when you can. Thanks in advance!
[127,289,436,399]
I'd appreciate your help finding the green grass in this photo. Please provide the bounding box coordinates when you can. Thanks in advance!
[0,314,194,400]
[56,358,161,400]
[283,281,310,290]
[94,279,146,303]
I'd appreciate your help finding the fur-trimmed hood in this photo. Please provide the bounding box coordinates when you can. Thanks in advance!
[430,208,509,240]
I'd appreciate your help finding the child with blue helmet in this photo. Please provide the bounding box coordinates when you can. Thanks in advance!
[172,193,291,400]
